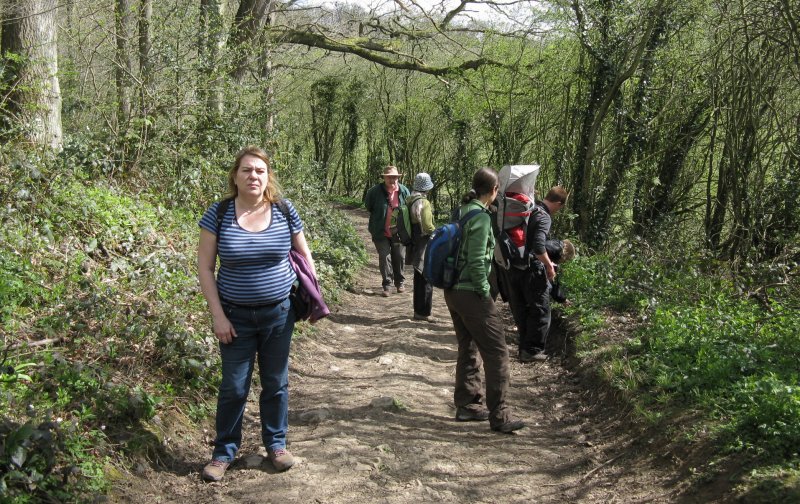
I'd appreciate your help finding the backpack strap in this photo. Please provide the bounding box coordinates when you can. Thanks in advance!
[277,200,298,252]
[520,204,544,263]
[458,208,483,226]
[214,197,233,245]
[277,199,293,232]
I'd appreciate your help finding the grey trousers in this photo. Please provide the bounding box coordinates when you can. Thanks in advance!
[443,289,512,428]
[372,236,405,290]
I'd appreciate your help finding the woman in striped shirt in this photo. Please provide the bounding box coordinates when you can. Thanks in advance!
[197,146,316,481]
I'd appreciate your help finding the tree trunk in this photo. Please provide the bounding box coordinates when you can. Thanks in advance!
[259,0,277,145]
[138,0,153,115]
[632,99,709,237]
[200,0,225,117]
[589,11,669,248]
[115,0,134,126]
[230,0,271,82]
[310,76,342,185]
[759,112,800,259]
[570,0,664,243]
[340,79,362,196]
[1,0,62,149]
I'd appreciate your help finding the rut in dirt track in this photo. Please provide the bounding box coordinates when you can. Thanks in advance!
[130,205,683,504]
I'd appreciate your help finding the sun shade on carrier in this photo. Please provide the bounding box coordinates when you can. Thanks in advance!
[494,164,540,269]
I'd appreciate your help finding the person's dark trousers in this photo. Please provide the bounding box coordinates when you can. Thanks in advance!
[491,264,511,302]
[412,268,433,316]
[372,236,406,290]
[507,266,551,355]
[443,289,512,429]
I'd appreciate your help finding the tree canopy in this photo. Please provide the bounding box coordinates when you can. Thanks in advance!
[0,0,798,260]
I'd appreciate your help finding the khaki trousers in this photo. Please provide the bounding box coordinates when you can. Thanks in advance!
[443,289,512,427]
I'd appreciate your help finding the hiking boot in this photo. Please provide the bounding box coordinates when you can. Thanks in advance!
[413,313,435,322]
[201,459,230,482]
[381,289,390,297]
[519,349,547,363]
[267,447,294,472]
[491,419,526,434]
[455,406,490,422]
[396,285,405,293]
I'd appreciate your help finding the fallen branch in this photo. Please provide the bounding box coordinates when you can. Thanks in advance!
[581,452,625,480]
[12,338,60,349]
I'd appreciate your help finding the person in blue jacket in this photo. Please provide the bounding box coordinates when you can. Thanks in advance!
[364,165,410,296]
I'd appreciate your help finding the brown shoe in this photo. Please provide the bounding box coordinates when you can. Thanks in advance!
[491,419,526,434]
[519,349,547,363]
[267,447,294,472]
[382,289,390,297]
[455,406,490,422]
[201,459,230,482]
[413,313,435,323]
[396,285,405,293]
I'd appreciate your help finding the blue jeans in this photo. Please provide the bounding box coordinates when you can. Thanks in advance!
[212,297,295,462]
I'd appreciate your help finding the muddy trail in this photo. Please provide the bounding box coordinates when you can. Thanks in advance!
[116,206,696,504]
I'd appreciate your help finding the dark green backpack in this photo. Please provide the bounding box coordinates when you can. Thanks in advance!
[389,201,413,246]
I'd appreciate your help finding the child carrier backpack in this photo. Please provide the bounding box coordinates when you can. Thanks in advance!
[423,208,482,289]
[389,201,414,246]
[492,164,540,270]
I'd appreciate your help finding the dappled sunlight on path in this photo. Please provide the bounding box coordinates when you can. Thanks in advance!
[119,205,687,504]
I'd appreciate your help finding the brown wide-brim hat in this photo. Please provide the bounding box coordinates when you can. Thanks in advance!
[382,165,402,178]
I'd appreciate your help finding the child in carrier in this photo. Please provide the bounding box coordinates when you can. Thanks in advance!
[503,192,532,258]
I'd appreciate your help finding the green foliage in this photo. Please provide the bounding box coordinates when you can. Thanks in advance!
[282,172,368,297]
[0,153,214,500]
[0,419,108,503]
[0,421,60,501]
[0,129,368,501]
[737,461,800,503]
[563,246,800,482]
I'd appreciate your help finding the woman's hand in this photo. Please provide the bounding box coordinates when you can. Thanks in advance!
[213,315,237,344]
[545,262,556,281]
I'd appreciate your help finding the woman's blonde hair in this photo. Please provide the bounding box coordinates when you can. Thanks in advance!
[560,239,576,263]
[226,145,283,203]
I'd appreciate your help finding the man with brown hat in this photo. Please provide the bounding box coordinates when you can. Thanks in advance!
[364,165,411,296]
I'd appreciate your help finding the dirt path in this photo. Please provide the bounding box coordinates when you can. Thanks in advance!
[119,206,687,503]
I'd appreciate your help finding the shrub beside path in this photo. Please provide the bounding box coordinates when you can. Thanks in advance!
[118,205,696,503]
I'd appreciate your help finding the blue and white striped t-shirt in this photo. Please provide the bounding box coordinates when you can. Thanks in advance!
[199,200,304,305]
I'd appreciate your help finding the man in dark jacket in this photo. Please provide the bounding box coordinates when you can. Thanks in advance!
[505,186,568,362]
[364,165,411,296]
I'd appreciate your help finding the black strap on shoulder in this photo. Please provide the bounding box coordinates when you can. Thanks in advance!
[215,197,233,245]
[521,204,544,260]
[277,199,292,232]
[277,200,299,256]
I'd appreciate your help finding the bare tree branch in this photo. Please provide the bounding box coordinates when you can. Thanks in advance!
[271,26,500,76]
